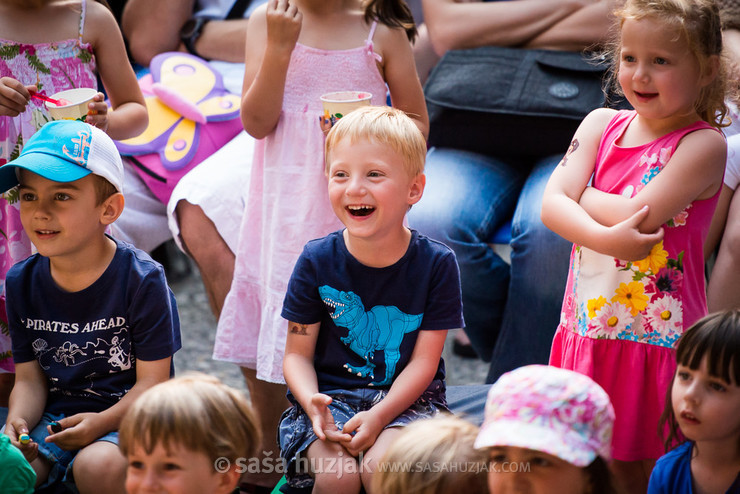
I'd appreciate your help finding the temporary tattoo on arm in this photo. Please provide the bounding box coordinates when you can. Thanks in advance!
[290,323,308,335]
[559,138,580,167]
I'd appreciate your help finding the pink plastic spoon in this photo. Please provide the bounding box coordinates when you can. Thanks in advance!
[31,92,71,106]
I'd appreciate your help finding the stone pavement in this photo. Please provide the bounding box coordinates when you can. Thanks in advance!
[166,253,491,393]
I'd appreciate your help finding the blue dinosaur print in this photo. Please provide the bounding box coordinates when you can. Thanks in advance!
[319,285,423,386]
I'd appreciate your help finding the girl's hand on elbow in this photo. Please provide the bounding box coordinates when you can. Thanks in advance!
[85,93,110,133]
[266,0,302,55]
[607,206,664,261]
[0,78,31,117]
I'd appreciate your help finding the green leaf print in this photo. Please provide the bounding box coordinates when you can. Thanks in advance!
[27,53,51,75]
[632,270,646,281]
[10,134,22,161]
[0,45,20,60]
[0,351,11,363]
[0,318,8,337]
[78,50,92,64]
[4,187,19,206]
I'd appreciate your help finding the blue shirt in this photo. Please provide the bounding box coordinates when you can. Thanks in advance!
[282,230,463,390]
[7,237,181,415]
[648,441,740,494]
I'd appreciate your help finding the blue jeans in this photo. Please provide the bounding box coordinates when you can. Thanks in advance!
[408,148,571,383]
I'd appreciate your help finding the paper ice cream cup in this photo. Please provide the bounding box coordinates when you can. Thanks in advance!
[45,88,98,121]
[320,91,372,120]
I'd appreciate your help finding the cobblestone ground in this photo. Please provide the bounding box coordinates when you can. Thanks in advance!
[168,257,490,393]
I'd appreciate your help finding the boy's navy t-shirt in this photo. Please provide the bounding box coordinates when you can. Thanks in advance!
[282,229,463,391]
[7,237,181,415]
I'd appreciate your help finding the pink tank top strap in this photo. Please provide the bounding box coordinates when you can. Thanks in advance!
[78,0,87,44]
[365,20,383,63]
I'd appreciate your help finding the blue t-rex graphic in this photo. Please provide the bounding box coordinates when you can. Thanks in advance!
[319,285,423,386]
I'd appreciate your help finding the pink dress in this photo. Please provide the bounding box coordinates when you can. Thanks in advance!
[0,0,97,373]
[550,110,722,461]
[214,23,389,383]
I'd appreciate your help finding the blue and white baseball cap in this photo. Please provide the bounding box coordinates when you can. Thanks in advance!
[0,120,124,193]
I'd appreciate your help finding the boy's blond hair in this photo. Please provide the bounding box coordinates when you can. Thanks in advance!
[373,415,488,494]
[118,373,260,466]
[324,106,426,178]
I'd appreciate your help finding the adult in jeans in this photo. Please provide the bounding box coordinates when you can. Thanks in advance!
[410,0,617,383]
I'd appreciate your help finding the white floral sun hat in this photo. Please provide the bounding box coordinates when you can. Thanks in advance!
[474,365,615,467]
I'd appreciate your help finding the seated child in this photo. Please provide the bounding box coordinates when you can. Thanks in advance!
[475,365,618,494]
[0,120,181,493]
[118,372,260,494]
[279,106,464,493]
[648,310,740,494]
[373,415,488,494]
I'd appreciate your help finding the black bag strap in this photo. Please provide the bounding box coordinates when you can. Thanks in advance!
[226,0,252,19]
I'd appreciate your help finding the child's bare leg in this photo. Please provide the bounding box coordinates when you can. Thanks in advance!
[0,372,14,407]
[361,427,403,494]
[239,366,288,487]
[307,439,361,494]
[30,456,52,488]
[610,458,655,494]
[72,441,127,494]
[708,188,740,311]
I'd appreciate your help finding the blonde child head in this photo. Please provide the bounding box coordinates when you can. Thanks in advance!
[119,372,260,468]
[324,106,427,179]
[373,415,488,494]
[608,0,729,128]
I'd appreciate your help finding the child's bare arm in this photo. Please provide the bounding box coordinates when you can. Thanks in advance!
[240,0,300,138]
[45,357,170,451]
[284,320,351,442]
[541,108,664,260]
[85,1,148,140]
[376,25,429,138]
[342,329,448,456]
[578,128,727,234]
[5,360,48,461]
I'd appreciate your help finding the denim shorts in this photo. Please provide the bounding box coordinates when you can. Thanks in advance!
[278,380,448,488]
[1,410,118,493]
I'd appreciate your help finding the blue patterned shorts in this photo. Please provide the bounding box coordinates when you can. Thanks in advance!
[278,380,447,488]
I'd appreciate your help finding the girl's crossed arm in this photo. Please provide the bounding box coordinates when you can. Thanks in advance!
[578,127,727,236]
[240,0,301,139]
[283,320,352,444]
[374,24,430,138]
[541,108,664,260]
[84,1,148,140]
[341,329,448,456]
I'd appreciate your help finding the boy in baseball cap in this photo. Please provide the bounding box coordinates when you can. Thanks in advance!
[0,120,181,493]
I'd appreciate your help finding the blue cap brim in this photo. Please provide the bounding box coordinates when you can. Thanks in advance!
[0,150,91,193]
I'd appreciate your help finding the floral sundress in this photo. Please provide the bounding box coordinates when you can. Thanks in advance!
[0,0,97,372]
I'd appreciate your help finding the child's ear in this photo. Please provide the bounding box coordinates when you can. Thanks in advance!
[215,464,242,494]
[100,192,125,226]
[407,173,426,206]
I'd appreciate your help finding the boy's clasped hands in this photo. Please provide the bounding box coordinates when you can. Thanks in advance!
[310,392,383,456]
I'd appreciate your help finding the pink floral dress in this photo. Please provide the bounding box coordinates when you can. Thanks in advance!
[0,0,97,373]
[550,110,722,461]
